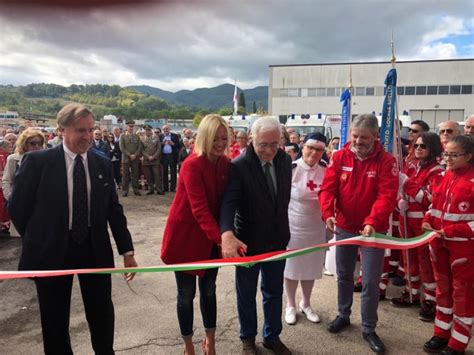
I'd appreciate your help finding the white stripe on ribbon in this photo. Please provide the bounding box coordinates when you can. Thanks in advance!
[423,282,436,290]
[389,261,399,266]
[435,318,453,330]
[446,237,470,242]
[454,315,473,326]
[451,330,469,344]
[437,306,453,315]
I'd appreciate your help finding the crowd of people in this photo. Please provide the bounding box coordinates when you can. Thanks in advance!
[2,103,473,355]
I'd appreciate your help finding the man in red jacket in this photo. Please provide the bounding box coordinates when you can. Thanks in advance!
[319,113,398,354]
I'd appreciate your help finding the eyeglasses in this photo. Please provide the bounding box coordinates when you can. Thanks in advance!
[408,128,419,134]
[27,141,43,147]
[442,152,467,160]
[413,143,427,149]
[256,142,279,150]
[439,129,454,135]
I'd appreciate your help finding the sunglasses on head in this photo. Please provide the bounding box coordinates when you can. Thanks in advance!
[413,143,427,149]
[439,129,454,135]
[408,128,419,134]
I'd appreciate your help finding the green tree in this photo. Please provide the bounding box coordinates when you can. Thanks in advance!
[252,101,257,113]
[192,113,203,128]
[238,92,246,112]
[218,107,233,116]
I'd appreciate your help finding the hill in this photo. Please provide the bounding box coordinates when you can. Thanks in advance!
[128,83,268,111]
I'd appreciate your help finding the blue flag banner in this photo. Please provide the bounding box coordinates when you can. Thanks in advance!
[339,88,351,149]
[380,68,397,152]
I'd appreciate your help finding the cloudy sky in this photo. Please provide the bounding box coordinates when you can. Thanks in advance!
[0,0,472,92]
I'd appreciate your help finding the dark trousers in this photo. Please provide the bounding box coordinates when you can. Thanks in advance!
[161,154,177,191]
[34,236,115,355]
[174,268,219,338]
[112,160,122,186]
[235,260,286,342]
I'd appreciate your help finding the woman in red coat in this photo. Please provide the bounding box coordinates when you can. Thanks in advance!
[161,114,230,355]
[422,135,474,355]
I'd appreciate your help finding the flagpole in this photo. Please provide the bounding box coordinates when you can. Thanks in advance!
[391,31,414,304]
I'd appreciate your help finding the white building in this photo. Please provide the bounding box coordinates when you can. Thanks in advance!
[268,59,474,129]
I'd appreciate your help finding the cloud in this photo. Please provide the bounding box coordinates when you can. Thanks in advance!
[0,0,472,91]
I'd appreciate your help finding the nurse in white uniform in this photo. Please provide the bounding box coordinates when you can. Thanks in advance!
[284,132,327,325]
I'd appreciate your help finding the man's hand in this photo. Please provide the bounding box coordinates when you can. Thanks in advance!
[221,231,247,258]
[325,217,336,234]
[361,225,375,237]
[123,255,137,281]
[421,222,433,231]
[130,154,136,161]
[148,156,155,161]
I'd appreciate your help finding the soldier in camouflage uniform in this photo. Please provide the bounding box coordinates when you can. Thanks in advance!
[119,120,142,197]
[141,125,164,195]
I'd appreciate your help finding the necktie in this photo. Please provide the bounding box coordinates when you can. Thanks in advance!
[72,155,89,243]
[264,162,276,200]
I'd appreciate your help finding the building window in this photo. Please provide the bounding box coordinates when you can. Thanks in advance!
[438,86,449,95]
[397,86,405,95]
[366,87,375,96]
[405,86,415,95]
[326,88,336,96]
[427,86,438,95]
[288,89,299,97]
[355,87,365,96]
[316,88,326,96]
[416,86,427,95]
[308,88,316,97]
[449,85,461,95]
[461,85,472,94]
[300,88,308,97]
[280,89,288,97]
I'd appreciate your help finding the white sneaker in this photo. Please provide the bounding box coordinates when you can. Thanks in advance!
[323,270,334,276]
[285,307,297,325]
[299,301,320,323]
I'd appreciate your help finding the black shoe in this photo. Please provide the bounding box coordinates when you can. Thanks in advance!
[122,191,128,197]
[363,332,385,354]
[241,338,256,355]
[379,292,386,301]
[419,300,436,322]
[391,275,405,286]
[262,338,291,355]
[146,190,154,195]
[423,336,449,353]
[354,281,362,292]
[390,291,420,308]
[440,347,464,355]
[327,316,350,334]
[133,190,141,196]
[170,188,176,192]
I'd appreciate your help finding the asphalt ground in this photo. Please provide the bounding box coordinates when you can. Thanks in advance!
[0,193,472,355]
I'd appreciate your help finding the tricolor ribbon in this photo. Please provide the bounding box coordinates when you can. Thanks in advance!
[0,231,438,280]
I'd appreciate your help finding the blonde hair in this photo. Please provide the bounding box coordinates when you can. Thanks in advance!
[15,128,45,155]
[194,114,229,158]
[57,103,94,129]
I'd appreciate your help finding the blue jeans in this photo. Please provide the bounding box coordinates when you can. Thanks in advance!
[175,268,218,338]
[335,228,385,333]
[235,260,286,342]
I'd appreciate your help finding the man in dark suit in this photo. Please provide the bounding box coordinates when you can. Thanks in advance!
[160,124,180,192]
[90,129,110,157]
[220,117,292,355]
[8,103,137,355]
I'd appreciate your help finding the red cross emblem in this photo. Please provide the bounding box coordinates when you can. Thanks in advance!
[307,180,317,191]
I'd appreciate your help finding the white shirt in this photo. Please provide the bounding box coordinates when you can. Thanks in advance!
[63,143,91,230]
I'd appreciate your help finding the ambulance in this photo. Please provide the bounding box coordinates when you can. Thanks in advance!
[285,113,341,141]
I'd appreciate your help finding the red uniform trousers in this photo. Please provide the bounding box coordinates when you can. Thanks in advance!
[430,237,474,351]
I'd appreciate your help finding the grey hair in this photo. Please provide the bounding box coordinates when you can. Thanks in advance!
[251,117,281,137]
[351,113,379,134]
